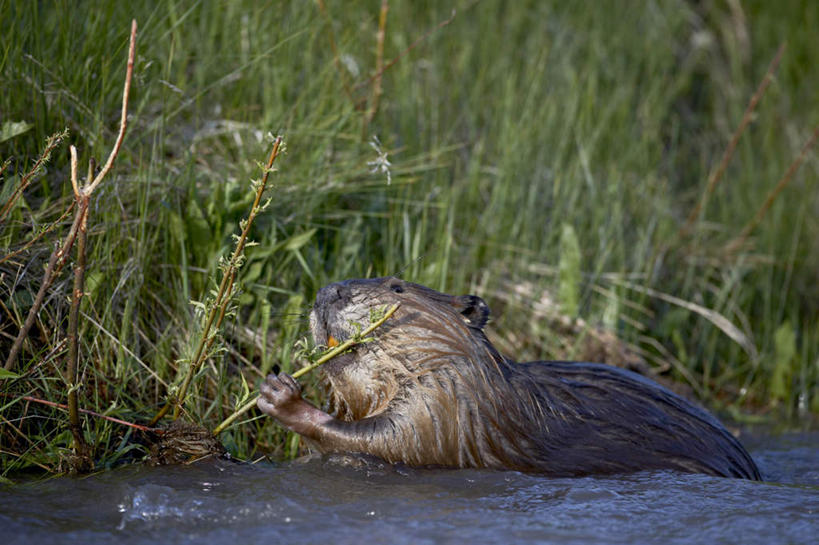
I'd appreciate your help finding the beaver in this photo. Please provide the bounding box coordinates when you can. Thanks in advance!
[258,277,761,479]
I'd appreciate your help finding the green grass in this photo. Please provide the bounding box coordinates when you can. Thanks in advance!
[1,0,817,474]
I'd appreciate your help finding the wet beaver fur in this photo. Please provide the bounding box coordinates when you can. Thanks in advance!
[258,277,761,479]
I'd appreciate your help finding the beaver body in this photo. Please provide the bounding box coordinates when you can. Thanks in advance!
[258,277,761,479]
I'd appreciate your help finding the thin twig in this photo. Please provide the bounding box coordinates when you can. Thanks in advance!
[212,303,400,435]
[65,146,89,453]
[293,303,400,379]
[362,0,389,139]
[172,138,282,418]
[3,20,137,373]
[0,130,69,223]
[0,202,75,266]
[316,0,355,104]
[1,395,156,433]
[3,212,83,371]
[85,20,136,195]
[151,137,284,425]
[69,146,80,196]
[726,126,819,253]
[354,9,456,92]
[680,43,786,236]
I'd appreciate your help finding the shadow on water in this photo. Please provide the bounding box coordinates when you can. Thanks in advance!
[1,430,817,545]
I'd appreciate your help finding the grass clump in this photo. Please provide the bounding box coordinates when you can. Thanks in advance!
[1,1,818,475]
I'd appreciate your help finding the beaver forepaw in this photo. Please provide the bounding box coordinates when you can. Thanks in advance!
[257,373,334,438]
[257,373,303,422]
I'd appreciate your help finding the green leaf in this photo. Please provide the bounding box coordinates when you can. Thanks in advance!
[770,321,796,402]
[602,290,619,331]
[239,371,250,401]
[0,368,20,379]
[185,199,212,257]
[242,260,264,284]
[84,271,103,301]
[558,223,581,316]
[283,228,317,251]
[0,121,33,143]
[168,208,185,245]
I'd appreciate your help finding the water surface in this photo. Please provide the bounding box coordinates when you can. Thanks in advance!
[1,430,817,545]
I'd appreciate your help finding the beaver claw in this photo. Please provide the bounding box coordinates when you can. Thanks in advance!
[257,373,303,422]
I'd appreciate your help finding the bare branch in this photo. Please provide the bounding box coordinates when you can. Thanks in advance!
[362,0,389,139]
[316,0,355,104]
[151,136,284,425]
[726,126,819,252]
[3,213,83,371]
[85,19,137,195]
[355,9,456,92]
[69,145,80,197]
[680,43,786,236]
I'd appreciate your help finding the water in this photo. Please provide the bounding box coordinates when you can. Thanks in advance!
[1,430,817,545]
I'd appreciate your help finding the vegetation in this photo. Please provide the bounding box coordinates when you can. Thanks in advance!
[1,1,817,476]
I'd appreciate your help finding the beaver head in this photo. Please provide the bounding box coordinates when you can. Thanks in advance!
[309,277,502,422]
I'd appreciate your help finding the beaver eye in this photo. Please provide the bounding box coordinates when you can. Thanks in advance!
[390,283,404,294]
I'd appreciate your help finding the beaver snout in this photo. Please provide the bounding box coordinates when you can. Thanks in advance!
[314,278,388,308]
[311,279,380,348]
[314,281,348,308]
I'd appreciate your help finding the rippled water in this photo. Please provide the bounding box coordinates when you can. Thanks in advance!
[1,431,817,545]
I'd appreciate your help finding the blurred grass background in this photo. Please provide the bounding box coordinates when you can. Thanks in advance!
[1,0,817,473]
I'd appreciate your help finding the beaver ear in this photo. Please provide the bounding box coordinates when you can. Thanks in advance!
[455,295,490,329]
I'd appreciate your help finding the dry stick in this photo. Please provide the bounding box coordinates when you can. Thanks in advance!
[65,146,89,453]
[71,13,134,429]
[315,0,355,105]
[726,126,819,253]
[3,21,136,373]
[64,18,135,460]
[362,0,389,139]
[3,211,83,371]
[212,303,400,436]
[150,137,283,426]
[0,202,75,266]
[170,138,282,420]
[8,395,155,433]
[3,21,135,471]
[680,43,786,237]
[85,21,136,196]
[353,9,456,93]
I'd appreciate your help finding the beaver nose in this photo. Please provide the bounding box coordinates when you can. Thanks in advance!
[315,282,346,308]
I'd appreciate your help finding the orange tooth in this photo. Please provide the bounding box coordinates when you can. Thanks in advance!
[327,335,339,348]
